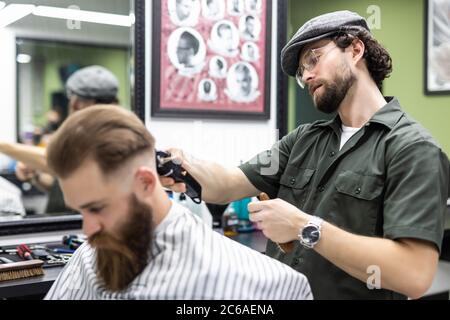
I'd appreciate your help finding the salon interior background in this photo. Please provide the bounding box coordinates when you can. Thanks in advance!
[0,0,449,170]
[0,0,132,170]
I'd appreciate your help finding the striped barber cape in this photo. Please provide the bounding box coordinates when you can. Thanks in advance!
[45,201,312,300]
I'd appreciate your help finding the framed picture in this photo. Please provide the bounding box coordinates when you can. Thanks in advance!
[425,0,450,95]
[150,0,272,119]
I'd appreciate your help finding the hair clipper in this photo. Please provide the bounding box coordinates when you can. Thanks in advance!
[156,151,202,204]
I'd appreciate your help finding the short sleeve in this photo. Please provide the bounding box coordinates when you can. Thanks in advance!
[383,141,450,252]
[239,125,306,199]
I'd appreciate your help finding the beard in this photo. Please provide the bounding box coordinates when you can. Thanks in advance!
[88,194,154,292]
[311,62,356,114]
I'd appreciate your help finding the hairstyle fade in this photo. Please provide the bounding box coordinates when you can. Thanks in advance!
[47,105,155,179]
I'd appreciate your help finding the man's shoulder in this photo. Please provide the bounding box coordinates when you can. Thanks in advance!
[163,201,209,235]
[386,111,444,154]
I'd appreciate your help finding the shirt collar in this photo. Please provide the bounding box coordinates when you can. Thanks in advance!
[367,97,404,129]
[312,97,404,131]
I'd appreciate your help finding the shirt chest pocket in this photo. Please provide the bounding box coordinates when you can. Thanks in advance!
[335,171,384,200]
[278,166,315,207]
[333,171,385,235]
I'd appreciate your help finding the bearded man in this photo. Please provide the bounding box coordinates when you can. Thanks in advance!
[44,105,312,300]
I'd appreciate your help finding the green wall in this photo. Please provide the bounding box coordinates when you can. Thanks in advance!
[288,0,450,154]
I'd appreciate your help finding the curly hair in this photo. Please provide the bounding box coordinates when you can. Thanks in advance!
[331,27,393,90]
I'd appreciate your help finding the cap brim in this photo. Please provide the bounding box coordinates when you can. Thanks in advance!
[281,31,337,77]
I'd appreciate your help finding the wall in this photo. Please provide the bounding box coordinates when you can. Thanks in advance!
[145,1,280,167]
[0,30,17,168]
[288,0,450,154]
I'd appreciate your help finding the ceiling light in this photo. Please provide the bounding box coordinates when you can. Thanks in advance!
[17,54,32,64]
[33,6,134,27]
[0,4,35,28]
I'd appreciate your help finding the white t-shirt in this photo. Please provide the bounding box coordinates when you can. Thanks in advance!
[45,201,312,300]
[340,124,361,151]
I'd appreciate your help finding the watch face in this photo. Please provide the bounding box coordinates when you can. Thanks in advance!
[302,225,320,245]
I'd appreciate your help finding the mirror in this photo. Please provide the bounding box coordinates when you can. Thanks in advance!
[0,0,134,233]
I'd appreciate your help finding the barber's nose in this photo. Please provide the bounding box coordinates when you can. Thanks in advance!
[302,69,315,85]
[82,213,102,238]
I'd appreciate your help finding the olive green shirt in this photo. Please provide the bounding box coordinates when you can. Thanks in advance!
[240,97,450,300]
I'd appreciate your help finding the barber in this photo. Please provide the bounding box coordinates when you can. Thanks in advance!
[162,11,450,299]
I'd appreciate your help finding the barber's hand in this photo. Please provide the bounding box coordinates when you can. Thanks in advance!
[158,148,188,193]
[248,198,311,244]
[15,162,37,182]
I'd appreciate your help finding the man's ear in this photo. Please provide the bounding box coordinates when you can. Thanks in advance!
[351,39,365,64]
[133,167,157,199]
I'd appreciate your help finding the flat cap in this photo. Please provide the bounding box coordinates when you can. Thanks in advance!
[281,10,370,77]
[66,65,119,100]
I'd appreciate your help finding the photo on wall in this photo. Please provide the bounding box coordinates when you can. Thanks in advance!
[425,0,450,95]
[151,0,271,119]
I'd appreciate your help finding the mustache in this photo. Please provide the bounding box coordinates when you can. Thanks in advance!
[308,80,326,96]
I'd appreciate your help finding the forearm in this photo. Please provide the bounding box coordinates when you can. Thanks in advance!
[249,199,439,299]
[0,142,49,173]
[314,222,437,298]
[183,156,259,204]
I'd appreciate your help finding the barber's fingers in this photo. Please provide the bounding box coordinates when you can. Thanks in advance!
[248,201,270,213]
[249,192,270,225]
[159,176,187,193]
[248,213,264,229]
[259,192,270,201]
[160,176,174,186]
[255,222,264,230]
[248,211,264,223]
[165,148,186,166]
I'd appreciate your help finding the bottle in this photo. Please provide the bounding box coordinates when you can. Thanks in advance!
[234,197,255,233]
[222,204,239,237]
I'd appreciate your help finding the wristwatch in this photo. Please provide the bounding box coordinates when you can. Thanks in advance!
[299,216,323,249]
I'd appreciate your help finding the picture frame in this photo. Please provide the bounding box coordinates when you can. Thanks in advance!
[425,0,450,95]
[150,0,272,120]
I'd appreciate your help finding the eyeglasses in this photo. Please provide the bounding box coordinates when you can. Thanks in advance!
[296,43,339,88]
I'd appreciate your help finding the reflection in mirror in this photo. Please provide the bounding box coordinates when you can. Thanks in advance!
[0,0,134,227]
